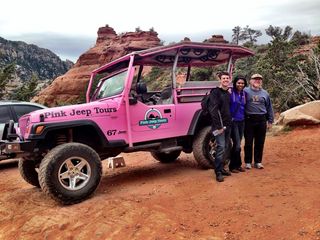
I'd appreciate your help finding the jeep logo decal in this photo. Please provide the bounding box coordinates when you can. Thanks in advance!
[139,109,168,129]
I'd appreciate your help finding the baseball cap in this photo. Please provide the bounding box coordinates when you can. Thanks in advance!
[251,73,263,79]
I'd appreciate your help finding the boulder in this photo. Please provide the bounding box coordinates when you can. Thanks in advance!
[276,100,320,126]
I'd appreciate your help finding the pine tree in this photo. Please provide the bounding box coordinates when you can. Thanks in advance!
[0,63,16,98]
[241,25,262,46]
[10,73,39,101]
[231,26,241,45]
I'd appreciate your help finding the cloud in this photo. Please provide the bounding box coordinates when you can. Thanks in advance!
[256,0,320,34]
[1,0,319,62]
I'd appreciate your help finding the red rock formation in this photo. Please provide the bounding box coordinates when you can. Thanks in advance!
[293,36,320,55]
[205,35,228,43]
[181,37,191,42]
[33,25,161,106]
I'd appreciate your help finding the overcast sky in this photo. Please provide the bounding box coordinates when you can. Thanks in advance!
[1,0,319,62]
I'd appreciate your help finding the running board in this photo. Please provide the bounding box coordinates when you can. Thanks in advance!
[156,146,182,153]
[123,144,183,153]
[123,142,162,152]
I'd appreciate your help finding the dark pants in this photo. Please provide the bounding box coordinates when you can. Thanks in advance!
[230,120,244,170]
[214,127,231,174]
[244,115,267,164]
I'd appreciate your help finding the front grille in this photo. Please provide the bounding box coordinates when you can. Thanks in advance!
[19,115,29,137]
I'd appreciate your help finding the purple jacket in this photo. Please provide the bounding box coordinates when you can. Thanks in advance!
[230,88,246,121]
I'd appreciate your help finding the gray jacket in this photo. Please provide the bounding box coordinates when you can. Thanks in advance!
[244,87,274,123]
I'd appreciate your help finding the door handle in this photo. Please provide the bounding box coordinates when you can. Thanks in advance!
[164,109,171,113]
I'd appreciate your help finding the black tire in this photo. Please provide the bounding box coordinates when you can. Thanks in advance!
[18,158,40,188]
[151,150,181,163]
[39,143,102,205]
[193,126,216,169]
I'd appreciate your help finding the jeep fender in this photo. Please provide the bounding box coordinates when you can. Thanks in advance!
[187,110,211,136]
[28,120,109,147]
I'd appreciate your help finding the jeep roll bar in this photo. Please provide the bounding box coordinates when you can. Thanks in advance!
[86,42,254,102]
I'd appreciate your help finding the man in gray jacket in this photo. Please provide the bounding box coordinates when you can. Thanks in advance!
[244,74,274,169]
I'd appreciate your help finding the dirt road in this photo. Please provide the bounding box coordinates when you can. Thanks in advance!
[0,127,319,240]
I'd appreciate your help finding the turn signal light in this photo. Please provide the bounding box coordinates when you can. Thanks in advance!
[35,125,45,134]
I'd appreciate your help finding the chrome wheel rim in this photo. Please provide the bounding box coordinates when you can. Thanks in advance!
[58,157,91,191]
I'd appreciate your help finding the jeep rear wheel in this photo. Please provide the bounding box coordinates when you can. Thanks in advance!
[193,126,215,169]
[151,150,181,163]
[39,143,102,205]
[18,158,40,188]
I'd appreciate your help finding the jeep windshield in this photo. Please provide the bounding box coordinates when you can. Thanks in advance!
[94,69,127,100]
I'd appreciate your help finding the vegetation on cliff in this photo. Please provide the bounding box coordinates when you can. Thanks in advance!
[0,36,73,100]
[143,25,319,111]
[233,25,319,111]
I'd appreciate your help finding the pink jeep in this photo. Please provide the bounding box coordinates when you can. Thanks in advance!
[0,42,253,204]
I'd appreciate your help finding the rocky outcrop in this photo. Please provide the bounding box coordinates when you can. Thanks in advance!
[276,100,320,126]
[205,35,228,44]
[33,25,161,106]
[0,37,72,81]
[294,36,320,55]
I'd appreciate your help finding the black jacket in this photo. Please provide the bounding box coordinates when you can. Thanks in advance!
[208,87,232,131]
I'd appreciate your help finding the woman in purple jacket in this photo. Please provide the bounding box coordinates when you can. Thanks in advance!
[229,76,247,173]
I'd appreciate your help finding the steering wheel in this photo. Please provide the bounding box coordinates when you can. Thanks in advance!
[146,93,161,105]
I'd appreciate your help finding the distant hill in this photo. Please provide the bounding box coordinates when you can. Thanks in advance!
[0,36,73,81]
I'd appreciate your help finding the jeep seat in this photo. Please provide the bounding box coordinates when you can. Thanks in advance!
[136,82,147,102]
[158,86,172,104]
[177,81,219,103]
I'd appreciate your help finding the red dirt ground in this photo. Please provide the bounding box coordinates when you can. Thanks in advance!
[0,126,319,240]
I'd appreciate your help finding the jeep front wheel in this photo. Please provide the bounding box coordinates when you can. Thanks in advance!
[39,143,102,205]
[193,126,215,169]
[151,150,181,163]
[19,158,40,187]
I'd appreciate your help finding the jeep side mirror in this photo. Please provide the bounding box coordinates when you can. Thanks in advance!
[129,96,138,105]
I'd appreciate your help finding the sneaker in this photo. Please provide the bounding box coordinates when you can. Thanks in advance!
[216,172,224,182]
[230,169,239,173]
[237,167,246,172]
[221,169,232,176]
[254,163,264,169]
[245,163,252,169]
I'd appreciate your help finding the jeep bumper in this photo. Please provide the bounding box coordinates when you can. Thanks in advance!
[0,140,36,156]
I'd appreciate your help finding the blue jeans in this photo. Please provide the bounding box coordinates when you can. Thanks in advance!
[214,127,231,174]
[230,120,244,170]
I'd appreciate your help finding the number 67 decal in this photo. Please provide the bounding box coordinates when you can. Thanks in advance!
[106,130,117,136]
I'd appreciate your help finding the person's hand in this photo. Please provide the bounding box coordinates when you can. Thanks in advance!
[267,122,273,130]
[213,128,224,136]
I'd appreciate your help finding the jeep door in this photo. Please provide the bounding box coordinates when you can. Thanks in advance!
[129,83,176,143]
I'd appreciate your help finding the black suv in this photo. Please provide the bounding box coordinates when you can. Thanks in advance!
[0,101,46,159]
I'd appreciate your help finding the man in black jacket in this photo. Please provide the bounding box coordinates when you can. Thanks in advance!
[208,71,232,182]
